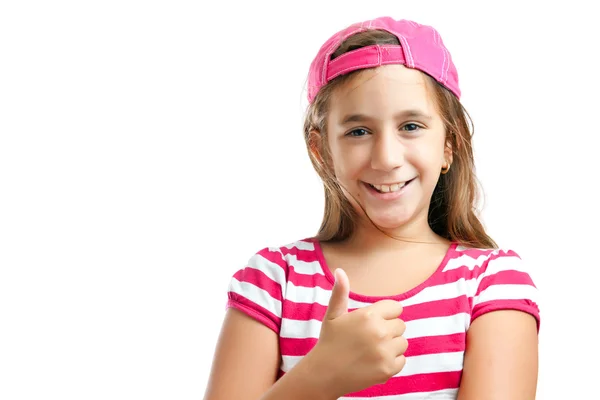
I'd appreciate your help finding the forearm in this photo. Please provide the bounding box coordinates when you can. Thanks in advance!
[259,355,337,400]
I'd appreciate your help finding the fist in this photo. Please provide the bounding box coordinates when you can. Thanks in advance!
[310,268,409,397]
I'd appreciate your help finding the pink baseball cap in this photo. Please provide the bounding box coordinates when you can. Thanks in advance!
[307,16,461,103]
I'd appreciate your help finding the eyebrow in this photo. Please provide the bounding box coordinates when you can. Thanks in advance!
[340,110,433,125]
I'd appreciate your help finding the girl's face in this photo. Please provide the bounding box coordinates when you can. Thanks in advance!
[325,64,451,231]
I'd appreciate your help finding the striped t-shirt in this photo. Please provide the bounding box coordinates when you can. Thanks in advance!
[226,238,540,399]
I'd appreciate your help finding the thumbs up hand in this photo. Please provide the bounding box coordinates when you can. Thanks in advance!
[306,268,408,398]
[323,267,352,320]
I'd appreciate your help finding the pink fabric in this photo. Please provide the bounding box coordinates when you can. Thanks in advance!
[226,239,540,398]
[307,16,461,103]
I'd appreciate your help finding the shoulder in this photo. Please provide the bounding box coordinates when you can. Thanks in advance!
[448,245,532,279]
[454,249,540,397]
[229,237,322,292]
[240,237,321,274]
[226,237,322,333]
[452,245,541,331]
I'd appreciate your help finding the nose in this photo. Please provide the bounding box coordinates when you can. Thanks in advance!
[370,129,405,172]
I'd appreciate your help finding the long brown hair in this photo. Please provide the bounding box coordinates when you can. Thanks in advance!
[303,29,497,249]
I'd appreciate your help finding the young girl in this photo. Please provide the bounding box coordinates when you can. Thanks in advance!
[204,16,540,400]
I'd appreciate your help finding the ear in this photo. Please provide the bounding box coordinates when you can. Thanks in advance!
[444,139,453,166]
[308,129,324,165]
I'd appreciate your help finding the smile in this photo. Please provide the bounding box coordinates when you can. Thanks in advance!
[364,179,414,194]
[361,178,416,200]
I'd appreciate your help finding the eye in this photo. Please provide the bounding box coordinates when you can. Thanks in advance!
[346,128,369,137]
[401,123,422,132]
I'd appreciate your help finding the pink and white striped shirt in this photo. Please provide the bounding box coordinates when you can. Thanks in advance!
[227,238,540,399]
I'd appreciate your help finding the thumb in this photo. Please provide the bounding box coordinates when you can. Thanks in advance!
[325,268,350,320]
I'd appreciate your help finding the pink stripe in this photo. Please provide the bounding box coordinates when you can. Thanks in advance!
[233,267,283,302]
[281,299,326,321]
[347,371,461,397]
[279,244,320,262]
[425,264,485,286]
[281,296,469,323]
[470,249,521,275]
[275,370,461,396]
[476,270,536,296]
[288,265,331,289]
[257,247,289,271]
[403,297,470,320]
[457,247,496,259]
[227,296,281,333]
[280,332,465,358]
[471,299,540,331]
[280,337,318,357]
[406,333,465,357]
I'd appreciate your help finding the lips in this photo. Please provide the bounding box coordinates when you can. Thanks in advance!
[364,178,415,194]
[360,178,415,200]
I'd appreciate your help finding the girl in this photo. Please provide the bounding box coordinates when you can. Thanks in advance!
[204,16,540,400]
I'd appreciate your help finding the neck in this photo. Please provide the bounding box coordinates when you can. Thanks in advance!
[345,213,448,253]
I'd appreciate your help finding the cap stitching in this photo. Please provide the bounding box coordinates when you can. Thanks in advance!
[397,33,413,67]
[321,26,365,85]
[308,18,461,102]
[326,45,407,81]
[443,40,451,85]
[433,28,447,83]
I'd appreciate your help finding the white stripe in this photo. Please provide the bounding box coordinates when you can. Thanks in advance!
[474,284,539,307]
[247,251,286,286]
[400,280,473,307]
[280,318,321,339]
[475,255,528,282]
[342,388,458,400]
[285,281,371,308]
[280,313,468,340]
[282,240,315,251]
[228,278,282,317]
[287,255,325,276]
[282,351,463,377]
[404,314,469,339]
[443,249,511,272]
[398,351,463,376]
[287,278,474,310]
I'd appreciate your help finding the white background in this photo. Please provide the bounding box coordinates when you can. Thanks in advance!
[1,1,598,399]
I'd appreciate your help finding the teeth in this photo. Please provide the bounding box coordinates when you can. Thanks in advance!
[372,182,406,193]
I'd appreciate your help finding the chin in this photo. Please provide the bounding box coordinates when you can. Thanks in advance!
[363,208,415,230]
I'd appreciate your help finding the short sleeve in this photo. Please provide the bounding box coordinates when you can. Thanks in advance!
[226,247,288,334]
[471,250,541,331]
